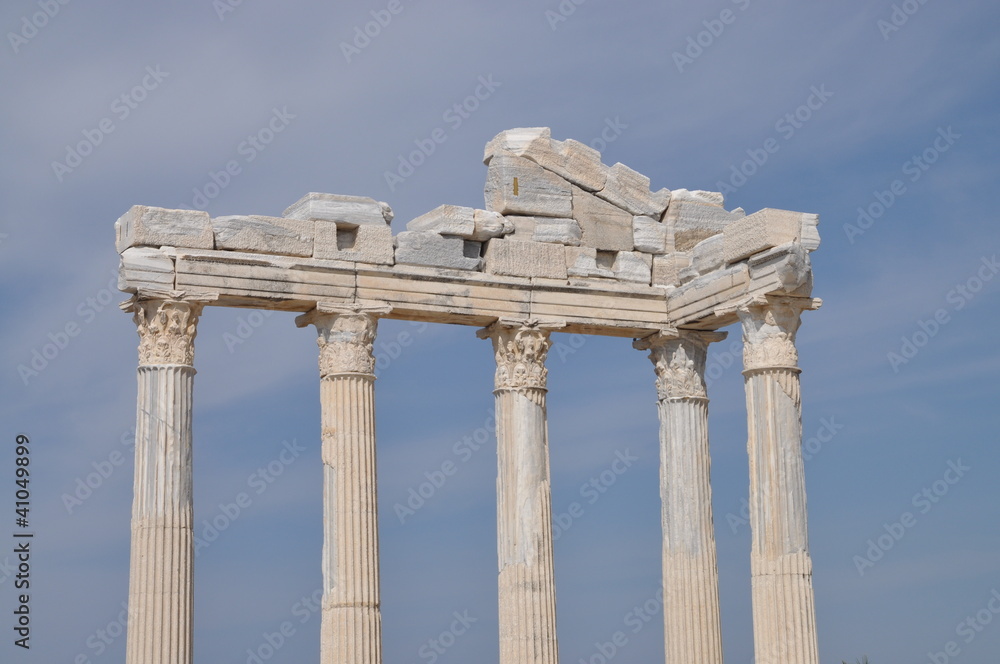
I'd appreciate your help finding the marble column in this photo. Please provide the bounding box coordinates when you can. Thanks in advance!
[477,321,559,664]
[125,299,204,664]
[298,304,388,664]
[634,329,726,664]
[737,295,820,664]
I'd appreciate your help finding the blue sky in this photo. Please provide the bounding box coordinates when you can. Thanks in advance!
[2,1,999,662]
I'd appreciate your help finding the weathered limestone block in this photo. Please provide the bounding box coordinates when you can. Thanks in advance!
[314,223,394,265]
[118,247,175,292]
[212,215,314,257]
[394,231,481,270]
[613,251,652,284]
[566,246,615,279]
[668,263,751,322]
[748,242,812,297]
[664,189,745,252]
[407,204,475,236]
[485,154,573,218]
[572,186,634,251]
[651,253,691,288]
[484,127,607,192]
[633,215,668,254]
[484,238,567,279]
[283,192,393,226]
[596,163,670,218]
[115,205,214,253]
[534,217,582,245]
[407,205,513,242]
[506,216,536,239]
[723,208,803,264]
[690,234,725,275]
[800,212,821,252]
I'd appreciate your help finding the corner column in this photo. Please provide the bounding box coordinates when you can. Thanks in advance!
[477,321,559,664]
[125,299,204,664]
[298,304,390,664]
[738,295,821,664]
[634,329,726,664]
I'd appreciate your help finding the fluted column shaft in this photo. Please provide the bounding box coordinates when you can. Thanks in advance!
[301,306,386,664]
[126,299,203,664]
[478,322,559,664]
[738,296,820,664]
[635,330,725,664]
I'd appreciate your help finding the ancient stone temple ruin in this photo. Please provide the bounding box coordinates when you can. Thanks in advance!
[115,128,822,664]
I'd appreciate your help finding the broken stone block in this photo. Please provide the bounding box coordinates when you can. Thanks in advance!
[212,215,314,257]
[484,238,567,279]
[800,213,821,252]
[723,208,803,264]
[394,231,481,270]
[748,242,812,297]
[506,216,537,239]
[595,163,670,218]
[613,251,652,284]
[472,210,514,241]
[118,247,175,292]
[664,190,745,252]
[484,128,607,192]
[652,253,691,288]
[566,246,615,279]
[407,205,476,237]
[533,217,582,246]
[572,186,634,251]
[115,206,214,253]
[283,192,392,226]
[407,206,513,242]
[632,216,667,254]
[314,224,393,265]
[690,234,725,275]
[484,154,573,218]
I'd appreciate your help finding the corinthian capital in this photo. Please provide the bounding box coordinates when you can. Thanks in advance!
[634,329,726,400]
[737,296,821,372]
[131,299,204,366]
[297,303,390,377]
[478,321,558,391]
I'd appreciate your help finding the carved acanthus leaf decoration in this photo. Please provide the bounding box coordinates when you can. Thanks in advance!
[738,298,805,371]
[133,300,202,366]
[490,326,551,390]
[316,313,379,376]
